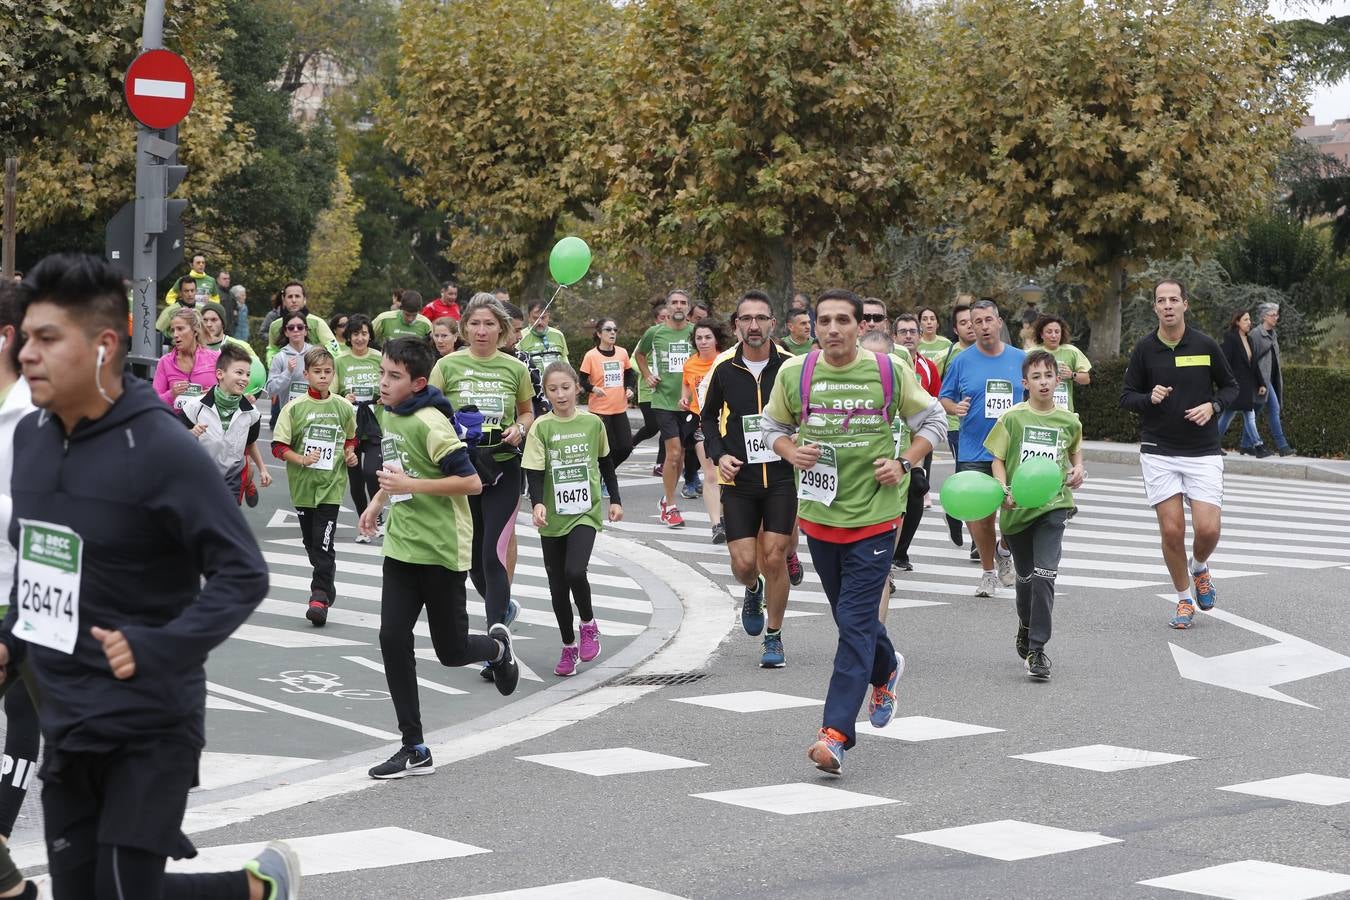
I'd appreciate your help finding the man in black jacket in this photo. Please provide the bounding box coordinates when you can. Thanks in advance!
[2,255,298,900]
[1121,279,1238,631]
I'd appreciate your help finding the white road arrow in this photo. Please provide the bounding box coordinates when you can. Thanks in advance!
[1162,595,1350,708]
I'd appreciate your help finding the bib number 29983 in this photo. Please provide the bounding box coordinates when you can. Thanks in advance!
[16,520,82,655]
[797,444,838,506]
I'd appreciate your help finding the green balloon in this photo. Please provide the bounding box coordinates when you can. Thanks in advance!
[1011,456,1063,509]
[549,235,591,286]
[939,470,1005,522]
[246,357,266,395]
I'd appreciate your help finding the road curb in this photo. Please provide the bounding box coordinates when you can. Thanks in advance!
[1081,444,1350,484]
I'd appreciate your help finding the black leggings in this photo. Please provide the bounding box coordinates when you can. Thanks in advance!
[469,454,521,626]
[540,527,597,644]
[50,837,248,900]
[896,473,926,560]
[0,678,39,837]
[633,402,659,446]
[347,438,382,516]
[598,413,634,468]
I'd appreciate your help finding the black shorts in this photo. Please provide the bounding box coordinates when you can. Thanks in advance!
[652,408,685,441]
[955,459,994,476]
[721,480,798,541]
[42,742,199,865]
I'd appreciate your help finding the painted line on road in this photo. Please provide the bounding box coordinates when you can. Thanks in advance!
[344,655,468,696]
[205,682,400,740]
[230,623,367,649]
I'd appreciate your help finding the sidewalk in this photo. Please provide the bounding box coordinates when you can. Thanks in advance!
[1080,440,1350,483]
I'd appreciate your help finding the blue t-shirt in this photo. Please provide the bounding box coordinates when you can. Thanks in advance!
[939,344,1027,462]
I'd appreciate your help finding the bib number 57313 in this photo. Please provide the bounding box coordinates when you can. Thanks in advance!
[15,520,82,655]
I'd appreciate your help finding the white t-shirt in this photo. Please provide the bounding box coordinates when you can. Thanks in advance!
[744,357,769,380]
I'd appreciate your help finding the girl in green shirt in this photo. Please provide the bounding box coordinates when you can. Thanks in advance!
[337,313,385,539]
[523,362,624,677]
[1032,315,1091,413]
[915,306,953,364]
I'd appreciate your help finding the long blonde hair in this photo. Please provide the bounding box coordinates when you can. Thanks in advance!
[170,306,206,348]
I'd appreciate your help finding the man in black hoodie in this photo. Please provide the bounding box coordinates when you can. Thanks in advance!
[2,255,298,899]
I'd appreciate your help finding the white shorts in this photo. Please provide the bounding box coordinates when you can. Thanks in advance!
[1139,452,1224,509]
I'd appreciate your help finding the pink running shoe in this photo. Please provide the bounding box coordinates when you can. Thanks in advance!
[579,620,602,663]
[555,645,579,677]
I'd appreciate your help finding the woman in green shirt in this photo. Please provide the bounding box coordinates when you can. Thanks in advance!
[1033,315,1091,413]
[915,306,952,364]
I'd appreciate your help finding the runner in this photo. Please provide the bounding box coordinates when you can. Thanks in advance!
[518,301,570,372]
[5,253,299,900]
[630,302,670,475]
[177,344,270,506]
[524,362,623,676]
[264,281,339,362]
[939,299,1025,596]
[1121,279,1237,629]
[335,313,384,540]
[200,301,256,358]
[892,313,941,569]
[329,312,349,352]
[762,289,945,775]
[634,289,695,527]
[939,303,974,548]
[579,317,636,473]
[155,274,204,339]
[986,350,1086,679]
[1033,315,1091,413]
[501,302,548,596]
[359,337,518,780]
[681,320,726,542]
[420,281,462,322]
[152,307,220,410]
[431,316,460,358]
[372,291,433,345]
[265,310,314,430]
[915,306,952,365]
[429,294,534,664]
[780,308,815,356]
[271,347,358,626]
[702,291,797,666]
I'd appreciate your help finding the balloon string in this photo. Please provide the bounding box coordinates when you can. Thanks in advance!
[529,284,565,333]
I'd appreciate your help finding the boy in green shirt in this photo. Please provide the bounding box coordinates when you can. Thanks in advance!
[271,347,357,626]
[371,291,433,345]
[357,337,519,780]
[984,350,1086,681]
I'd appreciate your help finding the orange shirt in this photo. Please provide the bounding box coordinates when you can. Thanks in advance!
[682,353,716,415]
[581,346,631,415]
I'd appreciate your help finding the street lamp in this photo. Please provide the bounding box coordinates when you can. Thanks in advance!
[1017,280,1046,307]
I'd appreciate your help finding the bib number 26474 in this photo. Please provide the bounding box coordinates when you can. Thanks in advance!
[16,520,82,655]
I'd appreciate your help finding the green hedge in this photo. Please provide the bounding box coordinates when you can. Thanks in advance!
[1075,358,1350,458]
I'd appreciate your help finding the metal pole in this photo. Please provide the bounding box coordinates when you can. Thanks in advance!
[2,158,15,280]
[141,0,165,50]
[130,0,168,370]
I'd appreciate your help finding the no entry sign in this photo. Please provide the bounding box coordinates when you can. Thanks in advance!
[124,50,195,129]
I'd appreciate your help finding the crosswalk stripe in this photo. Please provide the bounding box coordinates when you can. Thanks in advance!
[412,648,545,682]
[267,536,622,570]
[695,558,1159,591]
[1078,479,1350,512]
[511,561,637,590]
[1066,488,1348,523]
[168,827,489,876]
[230,623,368,649]
[343,654,468,695]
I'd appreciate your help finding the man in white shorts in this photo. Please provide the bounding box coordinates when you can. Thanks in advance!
[1121,279,1238,629]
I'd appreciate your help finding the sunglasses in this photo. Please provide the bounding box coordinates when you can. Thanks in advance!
[336,320,348,329]
[285,324,308,332]
[861,314,887,323]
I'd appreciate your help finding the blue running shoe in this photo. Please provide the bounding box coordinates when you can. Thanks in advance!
[760,631,785,668]
[1192,567,1217,611]
[868,653,904,728]
[807,727,846,775]
[1169,598,1196,629]
[504,597,520,627]
[741,575,766,636]
[244,840,301,899]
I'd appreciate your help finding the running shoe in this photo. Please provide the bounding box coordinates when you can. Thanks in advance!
[306,597,328,627]
[601,481,609,499]
[760,631,785,668]
[244,840,301,899]
[892,556,912,573]
[488,623,520,695]
[1025,649,1051,680]
[711,520,727,544]
[579,619,602,662]
[786,552,804,586]
[974,571,999,598]
[996,548,1014,587]
[681,480,699,500]
[923,495,932,509]
[807,727,847,775]
[659,500,685,528]
[243,478,259,508]
[651,463,663,477]
[969,545,980,563]
[1253,444,1273,459]
[1015,624,1029,662]
[354,531,370,544]
[376,511,386,538]
[368,744,435,779]
[554,645,579,677]
[1191,567,1217,611]
[1169,598,1196,629]
[480,665,495,682]
[504,597,521,627]
[695,475,704,496]
[741,574,766,636]
[1279,446,1297,457]
[946,513,964,547]
[868,655,904,728]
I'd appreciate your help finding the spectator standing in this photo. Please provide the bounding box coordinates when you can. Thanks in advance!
[1249,302,1296,456]
[230,284,249,339]
[258,290,283,342]
[1217,309,1267,457]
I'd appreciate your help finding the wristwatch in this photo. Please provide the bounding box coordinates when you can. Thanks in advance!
[900,458,913,474]
[1211,401,1222,415]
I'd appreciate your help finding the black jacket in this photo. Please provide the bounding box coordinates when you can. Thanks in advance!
[1220,329,1260,412]
[701,343,793,488]
[1121,327,1239,456]
[3,376,268,753]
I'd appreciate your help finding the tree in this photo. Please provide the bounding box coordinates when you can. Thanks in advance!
[1216,209,1350,320]
[386,0,616,300]
[908,0,1303,358]
[304,164,364,314]
[602,0,914,316]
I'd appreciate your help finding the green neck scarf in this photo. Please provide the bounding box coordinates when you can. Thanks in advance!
[212,386,242,428]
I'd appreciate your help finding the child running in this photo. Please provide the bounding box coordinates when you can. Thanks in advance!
[523,362,624,677]
[336,313,384,542]
[359,337,519,778]
[984,349,1086,680]
[178,343,271,504]
[271,347,357,626]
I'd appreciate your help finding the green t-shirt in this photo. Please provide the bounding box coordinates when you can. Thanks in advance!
[521,409,610,537]
[631,354,652,404]
[428,349,533,460]
[780,336,814,356]
[377,406,474,571]
[372,310,432,344]
[937,341,968,430]
[1049,344,1091,413]
[982,402,1082,535]
[917,336,953,366]
[273,393,356,508]
[763,351,933,530]
[635,322,695,411]
[267,314,340,365]
[519,326,570,373]
[335,349,383,405]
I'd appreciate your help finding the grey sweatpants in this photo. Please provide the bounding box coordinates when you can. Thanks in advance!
[1004,508,1069,652]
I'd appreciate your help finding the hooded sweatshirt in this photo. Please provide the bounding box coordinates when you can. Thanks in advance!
[2,376,268,754]
[0,377,34,602]
[266,342,313,406]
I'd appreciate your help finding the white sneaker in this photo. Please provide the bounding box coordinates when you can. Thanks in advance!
[354,532,370,544]
[996,549,1014,587]
[975,571,999,598]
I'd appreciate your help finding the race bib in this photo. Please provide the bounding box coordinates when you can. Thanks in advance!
[552,464,592,515]
[173,382,204,411]
[1052,381,1070,410]
[666,342,691,375]
[1019,425,1061,465]
[742,414,777,465]
[797,444,838,506]
[380,436,412,503]
[892,417,911,460]
[984,379,1014,419]
[303,424,340,472]
[288,380,309,403]
[351,382,376,403]
[531,346,563,369]
[15,521,81,655]
[474,394,505,428]
[601,361,623,388]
